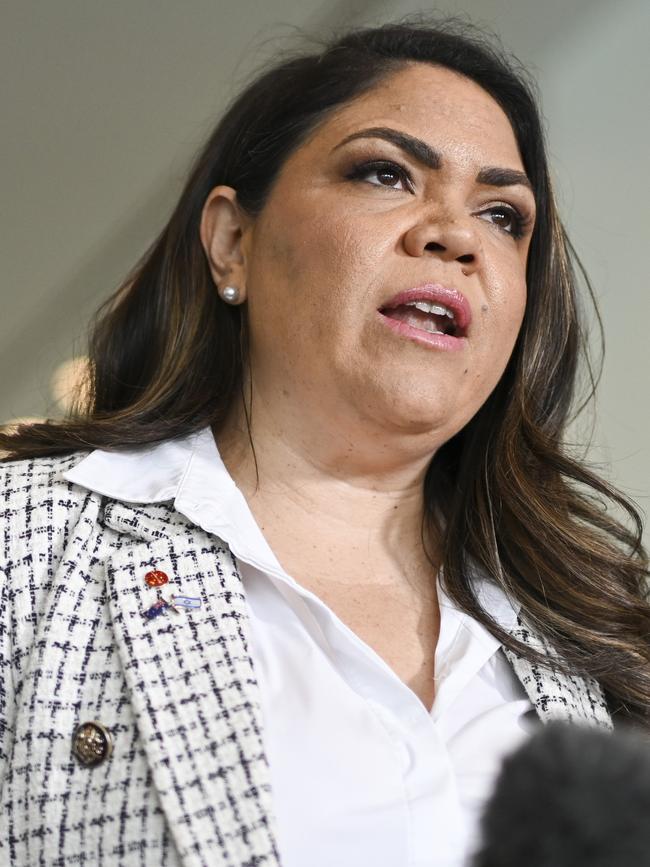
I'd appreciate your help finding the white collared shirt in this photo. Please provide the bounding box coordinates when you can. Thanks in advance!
[64,428,536,867]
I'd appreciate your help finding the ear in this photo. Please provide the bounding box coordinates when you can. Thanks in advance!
[199,185,250,300]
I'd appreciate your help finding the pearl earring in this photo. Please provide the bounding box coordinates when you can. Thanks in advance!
[220,285,240,304]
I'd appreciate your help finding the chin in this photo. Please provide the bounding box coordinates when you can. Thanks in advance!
[372,397,468,442]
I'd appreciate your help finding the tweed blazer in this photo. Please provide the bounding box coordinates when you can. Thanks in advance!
[0,451,612,867]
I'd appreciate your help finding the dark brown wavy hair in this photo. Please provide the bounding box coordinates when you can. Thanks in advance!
[2,21,648,725]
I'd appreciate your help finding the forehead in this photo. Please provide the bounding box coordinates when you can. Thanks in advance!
[304,62,524,171]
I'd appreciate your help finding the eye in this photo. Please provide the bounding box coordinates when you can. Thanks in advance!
[478,204,529,239]
[345,159,412,192]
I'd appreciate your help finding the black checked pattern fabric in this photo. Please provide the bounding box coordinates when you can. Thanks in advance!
[0,453,612,866]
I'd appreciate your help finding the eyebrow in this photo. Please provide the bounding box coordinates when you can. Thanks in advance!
[333,126,534,193]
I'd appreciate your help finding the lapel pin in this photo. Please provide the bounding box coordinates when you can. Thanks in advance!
[144,569,170,587]
[169,594,202,611]
[143,598,170,620]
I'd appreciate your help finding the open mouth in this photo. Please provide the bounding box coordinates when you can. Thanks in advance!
[378,284,471,346]
[378,300,461,337]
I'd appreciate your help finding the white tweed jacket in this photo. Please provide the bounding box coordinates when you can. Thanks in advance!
[0,451,612,867]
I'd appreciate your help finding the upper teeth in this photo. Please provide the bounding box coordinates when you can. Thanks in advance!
[405,300,455,319]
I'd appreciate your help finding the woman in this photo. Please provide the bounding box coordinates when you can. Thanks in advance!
[1,20,648,867]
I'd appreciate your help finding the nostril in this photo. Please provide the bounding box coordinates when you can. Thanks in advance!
[424,241,446,253]
[457,253,474,264]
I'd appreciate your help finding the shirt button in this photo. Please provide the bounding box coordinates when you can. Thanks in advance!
[72,721,114,766]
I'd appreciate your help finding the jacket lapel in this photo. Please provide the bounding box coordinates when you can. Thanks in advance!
[103,500,282,867]
[502,616,613,730]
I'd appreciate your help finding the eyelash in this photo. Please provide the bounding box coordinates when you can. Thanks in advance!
[482,205,530,241]
[344,158,531,240]
[345,159,413,191]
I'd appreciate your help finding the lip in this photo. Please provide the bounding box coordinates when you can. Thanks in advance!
[377,283,471,351]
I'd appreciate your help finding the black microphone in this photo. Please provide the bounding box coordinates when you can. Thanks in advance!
[472,722,650,867]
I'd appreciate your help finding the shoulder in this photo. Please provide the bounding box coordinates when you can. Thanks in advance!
[1,451,102,570]
[0,452,114,697]
[1,449,89,488]
[1,450,96,515]
[503,615,613,730]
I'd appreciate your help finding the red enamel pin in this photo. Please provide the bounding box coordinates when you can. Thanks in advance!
[144,569,169,588]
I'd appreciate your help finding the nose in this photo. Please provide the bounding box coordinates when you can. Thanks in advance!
[403,210,480,275]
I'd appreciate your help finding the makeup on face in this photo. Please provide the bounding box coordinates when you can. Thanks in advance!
[238,63,535,442]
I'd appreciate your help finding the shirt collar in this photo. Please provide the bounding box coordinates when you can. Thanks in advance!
[63,426,520,631]
[63,430,201,504]
[63,427,286,574]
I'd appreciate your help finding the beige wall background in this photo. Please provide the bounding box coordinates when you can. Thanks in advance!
[2,0,648,542]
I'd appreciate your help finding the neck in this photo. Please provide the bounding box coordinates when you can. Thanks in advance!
[214,389,442,582]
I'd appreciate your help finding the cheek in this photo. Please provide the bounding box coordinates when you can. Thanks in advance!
[288,209,377,287]
[482,250,527,332]
[473,260,527,379]
[490,289,526,340]
[248,200,381,330]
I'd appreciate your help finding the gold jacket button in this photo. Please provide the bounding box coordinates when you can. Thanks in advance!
[72,721,114,766]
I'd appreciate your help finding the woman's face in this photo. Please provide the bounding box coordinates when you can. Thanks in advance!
[234,63,536,447]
